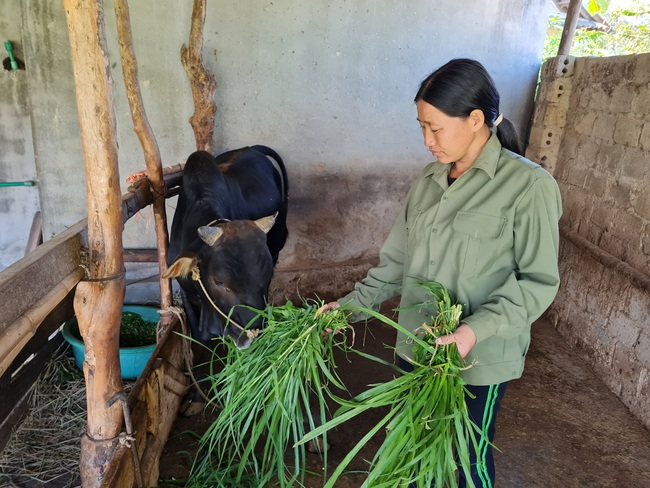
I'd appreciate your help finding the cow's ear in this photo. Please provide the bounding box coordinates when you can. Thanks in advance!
[254,212,277,234]
[198,226,224,246]
[162,255,198,279]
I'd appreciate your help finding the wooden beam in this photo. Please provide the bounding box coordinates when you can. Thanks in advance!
[24,210,43,256]
[560,224,650,292]
[0,268,84,377]
[0,304,70,453]
[0,219,86,333]
[100,316,188,488]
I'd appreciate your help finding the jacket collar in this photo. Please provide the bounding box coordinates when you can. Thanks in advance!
[424,132,502,186]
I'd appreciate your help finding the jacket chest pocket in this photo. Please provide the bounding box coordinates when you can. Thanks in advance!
[451,211,509,277]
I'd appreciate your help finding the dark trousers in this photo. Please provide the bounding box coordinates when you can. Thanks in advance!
[399,357,507,488]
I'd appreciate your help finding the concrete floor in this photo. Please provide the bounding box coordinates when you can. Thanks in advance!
[159,316,650,487]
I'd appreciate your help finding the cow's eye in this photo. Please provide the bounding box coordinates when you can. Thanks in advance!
[213,279,231,293]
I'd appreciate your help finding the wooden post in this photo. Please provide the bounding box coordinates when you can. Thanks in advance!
[114,0,173,332]
[63,1,125,486]
[181,0,217,153]
[558,0,582,56]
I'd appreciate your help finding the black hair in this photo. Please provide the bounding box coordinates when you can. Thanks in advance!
[414,58,523,155]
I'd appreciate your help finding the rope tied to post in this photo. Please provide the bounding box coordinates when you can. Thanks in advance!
[160,305,210,404]
[106,391,144,488]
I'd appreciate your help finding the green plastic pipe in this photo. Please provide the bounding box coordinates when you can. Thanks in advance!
[0,181,35,187]
[4,41,18,70]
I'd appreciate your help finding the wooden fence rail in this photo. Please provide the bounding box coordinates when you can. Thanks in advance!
[0,172,186,488]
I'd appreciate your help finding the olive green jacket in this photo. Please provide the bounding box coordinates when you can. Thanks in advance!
[340,133,562,385]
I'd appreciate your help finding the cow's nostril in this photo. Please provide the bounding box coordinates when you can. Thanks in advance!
[234,331,254,350]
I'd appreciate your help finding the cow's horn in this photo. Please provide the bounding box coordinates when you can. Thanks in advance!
[254,213,277,234]
[198,226,224,246]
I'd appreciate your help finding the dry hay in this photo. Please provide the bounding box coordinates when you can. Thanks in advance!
[0,345,131,488]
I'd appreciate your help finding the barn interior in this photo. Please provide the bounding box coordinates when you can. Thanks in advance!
[1,0,649,487]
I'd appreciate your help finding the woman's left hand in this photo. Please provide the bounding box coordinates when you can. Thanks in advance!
[436,323,477,358]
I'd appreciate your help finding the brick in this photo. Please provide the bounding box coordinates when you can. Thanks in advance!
[561,201,584,229]
[587,85,613,111]
[605,179,634,207]
[635,331,650,365]
[590,205,616,231]
[574,110,597,136]
[628,290,650,323]
[577,85,591,109]
[635,370,649,422]
[595,143,624,174]
[593,113,617,141]
[607,309,641,347]
[643,231,650,253]
[556,136,579,170]
[620,146,648,180]
[560,184,592,224]
[584,169,608,195]
[574,137,600,168]
[610,210,644,240]
[611,345,638,385]
[585,286,613,316]
[613,115,643,147]
[632,53,650,84]
[609,83,635,113]
[632,186,650,221]
[564,163,589,187]
[640,124,650,151]
[631,89,650,119]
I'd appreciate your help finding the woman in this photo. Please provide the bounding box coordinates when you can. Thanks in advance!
[322,58,562,487]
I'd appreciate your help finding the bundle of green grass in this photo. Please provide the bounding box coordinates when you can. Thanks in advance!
[188,282,483,488]
[301,282,482,488]
[187,301,352,488]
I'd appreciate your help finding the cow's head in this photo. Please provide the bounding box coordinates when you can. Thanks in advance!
[163,215,276,349]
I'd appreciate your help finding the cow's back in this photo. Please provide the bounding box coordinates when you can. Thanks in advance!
[215,146,288,263]
[168,150,227,260]
[168,147,288,264]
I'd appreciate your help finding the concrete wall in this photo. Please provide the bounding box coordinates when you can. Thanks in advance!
[0,2,40,269]
[528,54,650,429]
[1,0,551,300]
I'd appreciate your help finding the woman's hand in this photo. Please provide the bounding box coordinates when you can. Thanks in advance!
[315,301,340,316]
[435,323,476,358]
[315,301,342,340]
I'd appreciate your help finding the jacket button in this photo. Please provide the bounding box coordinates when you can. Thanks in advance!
[432,227,437,233]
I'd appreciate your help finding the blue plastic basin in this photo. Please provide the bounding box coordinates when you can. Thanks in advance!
[61,305,158,380]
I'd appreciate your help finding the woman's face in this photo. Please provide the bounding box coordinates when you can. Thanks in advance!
[416,100,484,167]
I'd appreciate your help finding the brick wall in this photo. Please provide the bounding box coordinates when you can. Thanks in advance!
[528,54,650,429]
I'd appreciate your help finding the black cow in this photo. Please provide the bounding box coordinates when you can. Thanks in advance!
[163,145,288,350]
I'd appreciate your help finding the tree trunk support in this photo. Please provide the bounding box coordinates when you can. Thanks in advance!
[63,1,125,486]
[181,0,217,153]
[114,0,173,333]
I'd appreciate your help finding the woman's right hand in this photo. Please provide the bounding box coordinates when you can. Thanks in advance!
[315,301,340,316]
